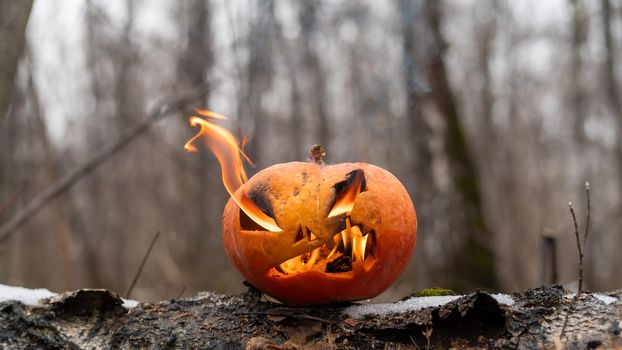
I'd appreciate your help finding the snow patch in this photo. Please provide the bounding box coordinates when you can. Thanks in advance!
[593,294,617,305]
[344,295,460,318]
[565,293,618,305]
[0,284,57,305]
[122,299,139,308]
[0,283,139,308]
[492,293,515,306]
[344,293,515,319]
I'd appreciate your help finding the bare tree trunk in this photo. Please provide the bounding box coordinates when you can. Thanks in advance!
[397,0,438,289]
[109,0,140,292]
[570,0,588,145]
[399,0,433,184]
[174,0,222,292]
[0,1,34,281]
[601,0,622,198]
[0,0,34,126]
[26,63,77,290]
[286,56,303,160]
[475,0,497,152]
[424,0,498,290]
[244,0,276,167]
[299,2,330,150]
[600,0,622,290]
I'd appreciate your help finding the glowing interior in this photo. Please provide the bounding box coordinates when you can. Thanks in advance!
[275,217,376,275]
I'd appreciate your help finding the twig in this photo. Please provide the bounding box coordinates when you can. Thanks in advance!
[175,285,186,300]
[568,202,583,291]
[422,326,433,350]
[126,231,161,298]
[583,182,590,248]
[568,181,592,292]
[233,311,334,324]
[409,335,421,350]
[0,90,205,245]
[561,182,592,340]
[298,312,333,324]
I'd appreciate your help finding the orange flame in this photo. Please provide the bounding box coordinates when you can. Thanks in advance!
[328,171,365,218]
[185,112,281,232]
[278,217,371,274]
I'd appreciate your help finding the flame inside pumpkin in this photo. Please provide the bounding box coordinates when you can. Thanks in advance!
[185,110,373,274]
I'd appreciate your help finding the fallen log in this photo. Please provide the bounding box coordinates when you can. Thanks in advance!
[0,284,620,349]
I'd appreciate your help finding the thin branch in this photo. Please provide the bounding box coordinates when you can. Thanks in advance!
[583,181,590,247]
[175,285,186,300]
[0,90,205,245]
[569,201,584,291]
[569,202,582,256]
[409,335,422,350]
[233,311,334,324]
[126,231,161,298]
[561,183,592,339]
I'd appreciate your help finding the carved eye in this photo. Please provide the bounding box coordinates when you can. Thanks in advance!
[247,184,276,219]
[327,169,366,218]
[239,184,279,231]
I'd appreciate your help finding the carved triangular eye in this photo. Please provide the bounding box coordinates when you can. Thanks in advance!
[246,184,275,219]
[238,183,283,231]
[327,169,366,217]
[240,208,267,230]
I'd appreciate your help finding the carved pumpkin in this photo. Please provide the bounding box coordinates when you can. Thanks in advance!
[185,113,416,306]
[222,146,417,305]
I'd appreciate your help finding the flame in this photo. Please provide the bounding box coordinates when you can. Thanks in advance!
[328,171,365,217]
[185,112,281,232]
[195,108,227,120]
[344,217,367,262]
[277,218,370,274]
[351,226,368,262]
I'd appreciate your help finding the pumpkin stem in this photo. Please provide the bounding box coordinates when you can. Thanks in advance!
[308,144,326,165]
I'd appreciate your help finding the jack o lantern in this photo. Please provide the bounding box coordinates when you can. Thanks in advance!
[186,111,417,306]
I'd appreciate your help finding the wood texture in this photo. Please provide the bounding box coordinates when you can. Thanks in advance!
[0,285,620,349]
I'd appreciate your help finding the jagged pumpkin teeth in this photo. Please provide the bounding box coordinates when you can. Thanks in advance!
[326,240,339,260]
[306,248,320,268]
[187,113,417,306]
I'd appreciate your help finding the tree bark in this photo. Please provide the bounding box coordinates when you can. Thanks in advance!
[424,0,499,291]
[0,0,34,126]
[0,285,620,349]
[570,0,588,145]
[601,0,622,204]
[299,2,330,151]
[244,0,277,166]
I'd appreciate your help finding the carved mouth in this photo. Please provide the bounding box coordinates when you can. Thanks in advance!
[271,217,376,276]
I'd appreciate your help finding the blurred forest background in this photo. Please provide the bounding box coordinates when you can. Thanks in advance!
[1,0,621,302]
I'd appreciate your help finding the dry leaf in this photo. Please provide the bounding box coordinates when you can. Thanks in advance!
[341,318,360,327]
[267,314,288,323]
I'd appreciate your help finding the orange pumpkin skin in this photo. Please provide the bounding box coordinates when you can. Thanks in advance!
[222,161,417,306]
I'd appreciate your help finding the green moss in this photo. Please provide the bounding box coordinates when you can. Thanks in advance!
[414,287,457,297]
